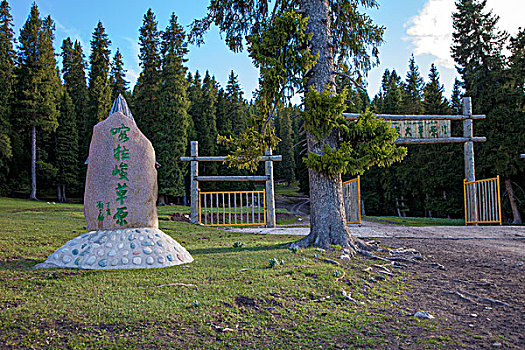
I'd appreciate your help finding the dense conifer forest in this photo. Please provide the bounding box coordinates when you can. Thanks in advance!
[0,1,523,222]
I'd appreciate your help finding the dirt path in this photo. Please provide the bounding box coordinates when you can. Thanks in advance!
[226,221,525,348]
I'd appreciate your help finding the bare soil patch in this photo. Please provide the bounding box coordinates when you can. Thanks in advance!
[379,236,525,349]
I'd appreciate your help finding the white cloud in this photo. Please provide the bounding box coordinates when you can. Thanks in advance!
[54,19,87,50]
[405,0,525,69]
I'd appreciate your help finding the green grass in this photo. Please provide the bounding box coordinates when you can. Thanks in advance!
[365,216,465,226]
[0,197,447,349]
[275,182,304,197]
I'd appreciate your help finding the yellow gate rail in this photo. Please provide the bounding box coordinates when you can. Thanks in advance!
[343,176,361,225]
[463,176,502,225]
[198,190,266,227]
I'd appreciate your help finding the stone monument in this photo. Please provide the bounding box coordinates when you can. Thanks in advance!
[35,95,193,269]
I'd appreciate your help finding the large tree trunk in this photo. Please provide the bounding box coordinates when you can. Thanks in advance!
[504,176,522,225]
[296,0,358,249]
[29,125,38,201]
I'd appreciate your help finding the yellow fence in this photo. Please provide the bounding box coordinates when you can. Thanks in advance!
[463,176,502,225]
[198,190,266,226]
[343,176,361,225]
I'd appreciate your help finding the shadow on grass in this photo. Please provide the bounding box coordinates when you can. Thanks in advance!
[189,243,287,256]
[0,258,43,270]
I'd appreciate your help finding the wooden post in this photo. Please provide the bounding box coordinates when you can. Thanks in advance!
[463,97,475,182]
[463,97,478,224]
[265,148,276,228]
[190,141,199,224]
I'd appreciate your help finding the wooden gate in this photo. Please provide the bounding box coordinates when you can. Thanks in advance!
[199,190,266,226]
[463,176,502,225]
[343,176,361,224]
[181,141,281,227]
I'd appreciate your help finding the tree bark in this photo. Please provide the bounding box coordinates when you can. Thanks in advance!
[296,0,358,249]
[30,125,38,201]
[504,176,522,225]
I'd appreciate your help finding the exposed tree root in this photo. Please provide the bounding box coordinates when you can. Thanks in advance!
[444,290,511,307]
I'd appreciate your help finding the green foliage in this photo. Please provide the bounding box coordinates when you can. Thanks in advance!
[133,8,161,140]
[56,90,79,191]
[61,38,89,166]
[0,0,14,190]
[304,88,406,175]
[109,48,129,102]
[218,126,280,172]
[88,21,112,126]
[156,13,190,198]
[276,106,295,185]
[248,12,316,117]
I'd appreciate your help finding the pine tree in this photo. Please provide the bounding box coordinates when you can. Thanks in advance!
[109,48,129,102]
[421,64,461,217]
[452,0,522,223]
[0,0,14,193]
[225,70,247,135]
[450,78,463,114]
[133,8,161,140]
[192,0,404,249]
[61,38,89,187]
[14,5,60,200]
[452,0,506,107]
[381,69,405,114]
[403,55,424,114]
[156,13,190,203]
[88,21,112,128]
[277,106,295,185]
[56,90,78,202]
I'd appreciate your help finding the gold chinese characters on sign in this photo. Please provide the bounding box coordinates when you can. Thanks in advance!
[390,120,451,139]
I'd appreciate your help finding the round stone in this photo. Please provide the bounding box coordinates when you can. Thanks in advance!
[142,241,154,247]
[130,242,136,249]
[98,259,107,267]
[154,249,162,255]
[145,229,150,233]
[92,243,101,249]
[111,259,118,266]
[97,250,105,257]
[61,248,70,253]
[111,234,116,241]
[157,257,165,264]
[139,236,144,241]
[156,241,163,247]
[133,251,140,255]
[108,250,117,257]
[118,243,124,249]
[72,249,79,255]
[86,256,96,265]
[122,257,129,265]
[135,229,141,233]
[167,254,173,262]
[122,250,129,256]
[128,234,135,241]
[62,255,72,263]
[132,257,142,265]
[68,240,79,247]
[146,257,154,265]
[105,242,112,248]
[147,234,153,239]
[143,247,153,254]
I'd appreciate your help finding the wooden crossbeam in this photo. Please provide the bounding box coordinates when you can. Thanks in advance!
[181,155,282,162]
[343,113,486,121]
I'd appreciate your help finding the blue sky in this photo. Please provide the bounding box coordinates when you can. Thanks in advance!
[10,0,525,102]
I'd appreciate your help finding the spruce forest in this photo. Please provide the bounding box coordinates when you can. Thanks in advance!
[0,1,524,223]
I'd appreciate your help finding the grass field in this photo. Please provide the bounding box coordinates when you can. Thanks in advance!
[365,216,465,226]
[0,197,445,349]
